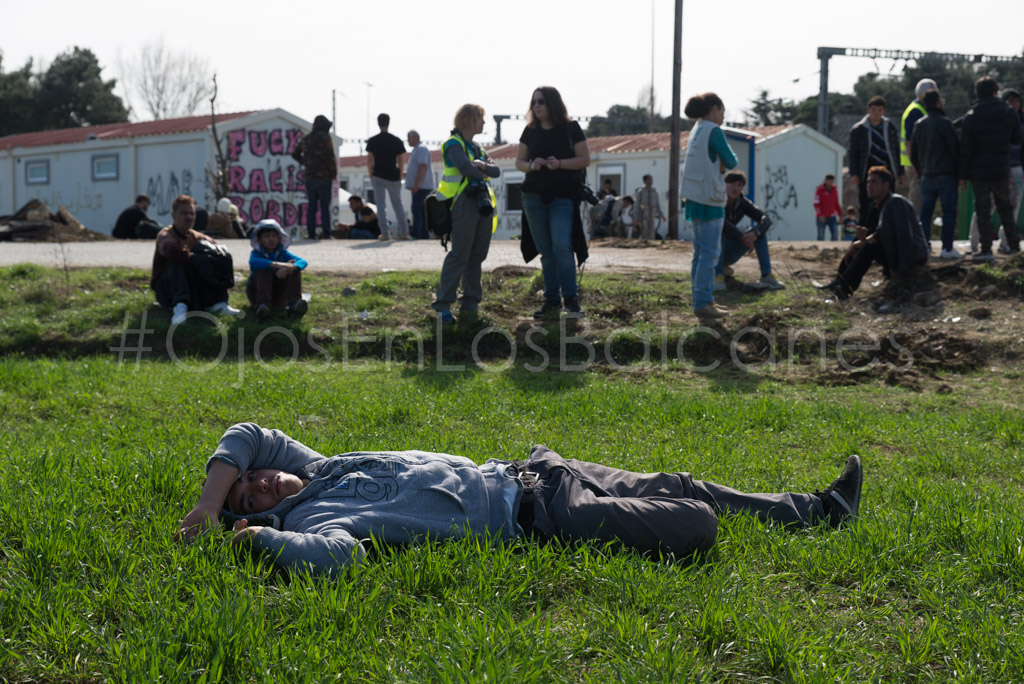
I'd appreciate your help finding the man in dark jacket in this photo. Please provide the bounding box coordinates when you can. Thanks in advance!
[999,88,1024,253]
[292,114,338,240]
[960,77,1023,260]
[714,171,783,291]
[848,95,904,220]
[911,90,961,259]
[826,166,930,300]
[112,194,153,239]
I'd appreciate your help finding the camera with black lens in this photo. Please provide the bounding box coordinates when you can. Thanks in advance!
[580,183,599,206]
[466,180,493,217]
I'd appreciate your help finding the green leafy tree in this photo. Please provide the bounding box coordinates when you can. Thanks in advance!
[36,47,128,129]
[586,104,678,137]
[746,90,798,126]
[0,52,38,136]
[792,92,861,129]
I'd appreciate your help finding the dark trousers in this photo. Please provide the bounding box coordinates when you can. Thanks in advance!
[410,188,431,239]
[837,240,889,296]
[920,175,958,251]
[153,262,226,310]
[432,197,492,311]
[972,178,1021,252]
[305,179,332,239]
[246,269,302,309]
[858,180,872,225]
[522,448,823,558]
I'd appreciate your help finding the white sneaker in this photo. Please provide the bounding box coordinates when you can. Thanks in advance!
[939,248,963,260]
[208,301,242,317]
[760,274,786,290]
[171,302,188,326]
[378,234,390,241]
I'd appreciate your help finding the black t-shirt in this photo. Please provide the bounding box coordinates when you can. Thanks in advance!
[519,120,586,198]
[365,132,406,181]
[112,205,147,239]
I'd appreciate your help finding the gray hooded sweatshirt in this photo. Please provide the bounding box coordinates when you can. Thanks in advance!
[209,423,524,575]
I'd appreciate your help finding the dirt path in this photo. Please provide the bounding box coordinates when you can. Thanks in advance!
[0,237,962,280]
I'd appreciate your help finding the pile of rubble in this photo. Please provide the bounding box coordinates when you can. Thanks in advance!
[0,200,112,242]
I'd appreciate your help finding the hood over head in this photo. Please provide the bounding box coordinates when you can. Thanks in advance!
[312,115,332,132]
[250,218,292,250]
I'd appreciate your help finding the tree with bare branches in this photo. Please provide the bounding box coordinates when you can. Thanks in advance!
[120,39,212,120]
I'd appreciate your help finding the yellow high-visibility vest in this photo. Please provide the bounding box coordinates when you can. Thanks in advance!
[900,100,926,166]
[436,133,497,232]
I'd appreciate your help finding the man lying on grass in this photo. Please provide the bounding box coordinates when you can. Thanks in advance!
[177,423,863,574]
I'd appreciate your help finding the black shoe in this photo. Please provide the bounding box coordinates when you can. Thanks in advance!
[973,250,995,262]
[814,455,863,528]
[256,303,271,323]
[816,278,841,291]
[829,285,850,301]
[533,298,561,320]
[287,299,309,320]
[563,295,584,317]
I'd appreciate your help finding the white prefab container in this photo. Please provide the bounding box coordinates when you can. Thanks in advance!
[750,125,845,241]
[0,108,342,237]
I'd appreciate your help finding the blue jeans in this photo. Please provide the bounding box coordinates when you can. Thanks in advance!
[919,175,958,251]
[409,188,431,239]
[522,193,577,299]
[716,232,772,278]
[690,218,723,311]
[815,216,838,241]
[346,227,377,240]
[305,179,332,238]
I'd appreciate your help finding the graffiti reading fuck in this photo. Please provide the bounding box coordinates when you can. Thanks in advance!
[224,126,331,232]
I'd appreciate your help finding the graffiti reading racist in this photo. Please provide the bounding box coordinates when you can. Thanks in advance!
[761,164,798,228]
[223,126,336,234]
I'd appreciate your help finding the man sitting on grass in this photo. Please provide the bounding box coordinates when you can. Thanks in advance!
[822,165,930,300]
[151,194,242,326]
[177,423,863,575]
[247,219,309,323]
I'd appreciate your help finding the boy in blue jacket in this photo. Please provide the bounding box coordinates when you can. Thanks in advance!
[247,219,309,322]
[177,423,864,575]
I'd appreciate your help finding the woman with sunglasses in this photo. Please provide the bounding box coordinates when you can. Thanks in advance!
[515,86,591,318]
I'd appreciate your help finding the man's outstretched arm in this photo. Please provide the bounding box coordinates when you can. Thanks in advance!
[176,460,238,541]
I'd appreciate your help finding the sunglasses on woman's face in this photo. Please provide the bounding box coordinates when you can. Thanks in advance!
[533,99,545,106]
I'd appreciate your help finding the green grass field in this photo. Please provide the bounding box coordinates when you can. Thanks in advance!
[1,264,1023,680]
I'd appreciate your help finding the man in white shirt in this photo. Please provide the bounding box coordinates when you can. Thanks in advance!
[406,130,435,240]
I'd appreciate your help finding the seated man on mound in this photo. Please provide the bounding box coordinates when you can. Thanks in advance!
[246,219,309,323]
[824,165,930,300]
[151,194,241,326]
[176,423,864,575]
[714,171,784,292]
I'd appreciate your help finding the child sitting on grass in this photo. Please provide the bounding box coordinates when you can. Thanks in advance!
[177,423,864,575]
[247,219,308,323]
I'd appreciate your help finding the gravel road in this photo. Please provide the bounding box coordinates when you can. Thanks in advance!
[0,238,701,273]
[0,237,843,275]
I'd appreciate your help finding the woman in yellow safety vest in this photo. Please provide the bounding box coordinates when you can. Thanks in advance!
[431,104,500,324]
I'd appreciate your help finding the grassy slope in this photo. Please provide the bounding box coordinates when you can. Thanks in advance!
[1,358,1022,681]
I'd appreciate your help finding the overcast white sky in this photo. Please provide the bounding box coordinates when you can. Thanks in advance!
[4,0,1023,155]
